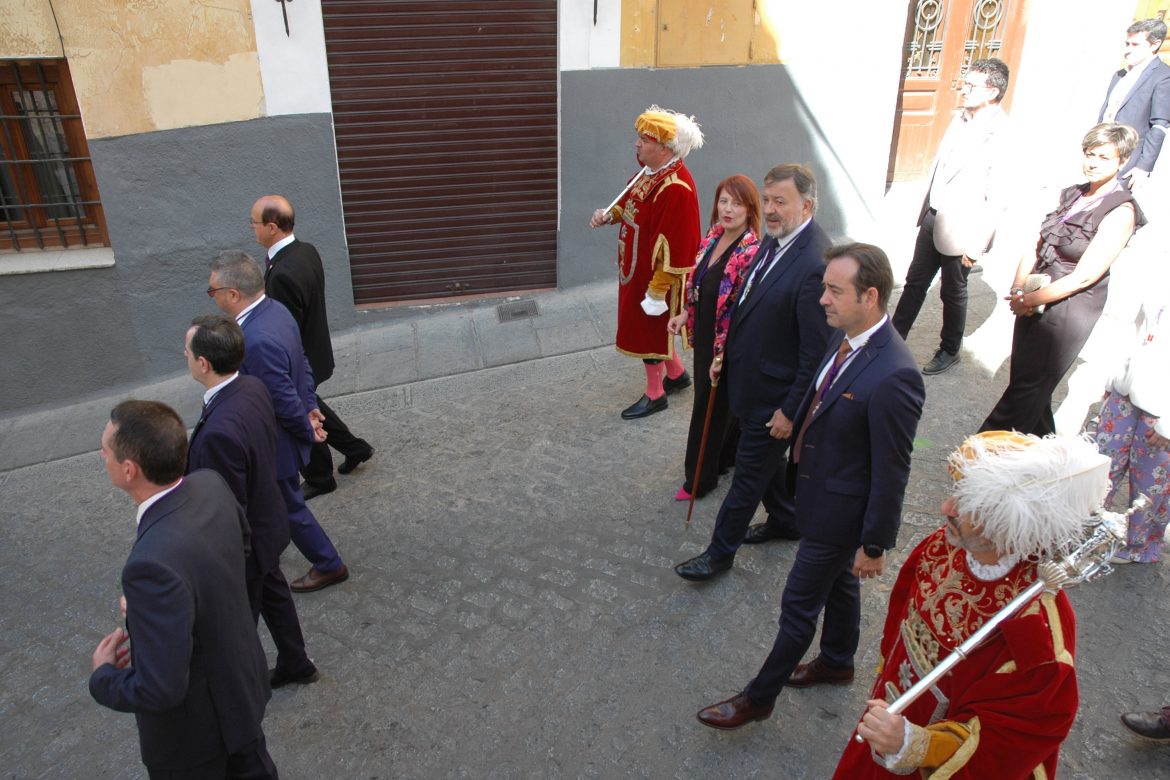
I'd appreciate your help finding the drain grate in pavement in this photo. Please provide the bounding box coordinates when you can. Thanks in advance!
[496,299,539,323]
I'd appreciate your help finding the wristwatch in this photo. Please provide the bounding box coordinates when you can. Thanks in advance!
[862,544,884,559]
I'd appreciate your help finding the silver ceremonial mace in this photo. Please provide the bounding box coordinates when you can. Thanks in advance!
[854,495,1150,744]
[603,166,650,216]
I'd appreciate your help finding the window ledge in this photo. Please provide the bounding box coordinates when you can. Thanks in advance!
[0,246,115,276]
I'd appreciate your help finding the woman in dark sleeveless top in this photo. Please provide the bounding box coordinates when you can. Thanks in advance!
[981,123,1145,435]
[667,175,762,499]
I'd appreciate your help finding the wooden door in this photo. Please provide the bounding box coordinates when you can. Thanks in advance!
[888,0,1028,182]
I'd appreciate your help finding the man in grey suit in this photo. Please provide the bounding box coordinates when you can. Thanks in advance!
[893,58,1012,376]
[1100,18,1170,188]
[90,400,277,778]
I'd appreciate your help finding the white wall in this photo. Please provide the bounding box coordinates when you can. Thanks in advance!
[251,0,334,115]
[560,0,622,70]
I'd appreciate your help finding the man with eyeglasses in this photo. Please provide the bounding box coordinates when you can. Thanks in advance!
[208,251,351,595]
[1100,18,1170,190]
[892,58,1013,376]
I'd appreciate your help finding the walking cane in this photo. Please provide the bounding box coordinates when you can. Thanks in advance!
[686,369,720,528]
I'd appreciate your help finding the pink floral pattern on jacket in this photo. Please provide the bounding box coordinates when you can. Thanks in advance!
[685,224,761,356]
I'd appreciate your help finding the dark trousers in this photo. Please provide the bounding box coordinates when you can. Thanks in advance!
[892,211,971,355]
[277,475,343,572]
[244,556,312,676]
[704,418,797,560]
[302,396,372,487]
[147,734,278,779]
[744,539,860,705]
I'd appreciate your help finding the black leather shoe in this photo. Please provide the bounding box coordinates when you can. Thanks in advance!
[674,552,733,581]
[922,349,960,375]
[696,693,774,730]
[787,656,854,688]
[338,447,374,475]
[664,371,692,394]
[742,523,801,545]
[270,663,320,689]
[1121,709,1170,741]
[301,480,337,500]
[621,394,668,420]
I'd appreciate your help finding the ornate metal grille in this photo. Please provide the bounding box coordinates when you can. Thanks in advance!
[961,0,1009,74]
[0,59,107,252]
[905,0,949,79]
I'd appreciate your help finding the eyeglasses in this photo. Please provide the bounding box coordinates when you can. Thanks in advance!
[248,219,267,227]
[960,80,991,92]
[206,286,235,297]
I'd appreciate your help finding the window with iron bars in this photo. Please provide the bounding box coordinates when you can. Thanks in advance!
[0,59,108,252]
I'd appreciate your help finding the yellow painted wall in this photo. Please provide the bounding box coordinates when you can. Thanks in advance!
[621,0,782,67]
[1,0,264,139]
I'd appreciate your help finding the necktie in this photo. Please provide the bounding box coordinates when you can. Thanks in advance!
[739,242,777,302]
[793,340,853,461]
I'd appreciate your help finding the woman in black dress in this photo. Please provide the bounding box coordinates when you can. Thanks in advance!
[981,123,1144,435]
[667,174,762,499]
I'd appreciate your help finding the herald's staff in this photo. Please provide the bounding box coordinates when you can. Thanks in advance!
[602,166,649,219]
[685,371,719,527]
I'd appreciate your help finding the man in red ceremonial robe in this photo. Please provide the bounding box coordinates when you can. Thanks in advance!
[838,431,1110,779]
[590,105,703,419]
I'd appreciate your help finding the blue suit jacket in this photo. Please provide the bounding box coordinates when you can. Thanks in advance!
[789,319,925,550]
[1100,58,1170,174]
[187,374,290,576]
[723,220,835,424]
[88,471,270,771]
[238,296,318,479]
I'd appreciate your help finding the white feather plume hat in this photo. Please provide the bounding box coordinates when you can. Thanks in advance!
[635,105,704,159]
[947,431,1112,557]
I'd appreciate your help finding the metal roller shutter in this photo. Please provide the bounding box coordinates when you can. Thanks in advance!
[322,1,558,305]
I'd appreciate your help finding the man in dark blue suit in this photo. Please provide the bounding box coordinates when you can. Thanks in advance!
[209,250,350,593]
[1100,18,1170,186]
[90,400,277,777]
[696,243,925,730]
[674,164,833,580]
[185,314,319,687]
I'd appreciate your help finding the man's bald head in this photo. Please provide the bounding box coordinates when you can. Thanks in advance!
[250,195,295,248]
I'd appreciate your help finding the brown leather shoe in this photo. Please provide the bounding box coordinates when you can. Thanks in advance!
[290,564,349,593]
[786,657,854,688]
[696,693,774,730]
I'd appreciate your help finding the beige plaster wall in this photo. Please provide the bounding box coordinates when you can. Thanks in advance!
[2,0,264,139]
[1,0,65,57]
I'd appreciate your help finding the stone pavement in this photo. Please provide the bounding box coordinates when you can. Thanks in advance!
[3,269,1170,779]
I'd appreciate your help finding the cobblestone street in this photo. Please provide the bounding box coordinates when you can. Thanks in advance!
[3,274,1170,778]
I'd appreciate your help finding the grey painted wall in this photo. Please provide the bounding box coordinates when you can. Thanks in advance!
[1,113,350,415]
[558,63,901,288]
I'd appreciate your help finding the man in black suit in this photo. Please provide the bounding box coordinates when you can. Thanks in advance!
[696,243,925,730]
[185,314,319,688]
[253,195,374,499]
[90,400,277,777]
[1100,18,1170,187]
[674,164,833,581]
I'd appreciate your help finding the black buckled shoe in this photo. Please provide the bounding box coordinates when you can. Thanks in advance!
[663,371,692,394]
